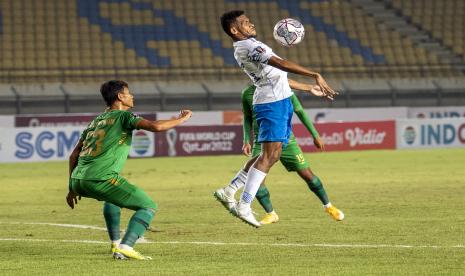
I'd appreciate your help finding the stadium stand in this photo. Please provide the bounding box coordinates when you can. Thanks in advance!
[386,0,464,62]
[0,0,464,114]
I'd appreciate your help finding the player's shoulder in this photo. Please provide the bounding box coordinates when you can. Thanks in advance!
[103,110,140,124]
[107,109,136,116]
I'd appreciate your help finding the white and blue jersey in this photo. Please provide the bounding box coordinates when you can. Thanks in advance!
[233,38,293,145]
[233,38,293,105]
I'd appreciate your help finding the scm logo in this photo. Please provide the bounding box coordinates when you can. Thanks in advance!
[15,131,81,159]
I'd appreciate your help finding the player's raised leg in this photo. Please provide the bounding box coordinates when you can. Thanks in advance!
[214,156,258,211]
[297,168,344,221]
[233,142,281,227]
[256,185,279,224]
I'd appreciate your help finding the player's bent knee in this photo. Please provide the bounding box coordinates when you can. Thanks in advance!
[134,208,156,230]
[147,201,158,213]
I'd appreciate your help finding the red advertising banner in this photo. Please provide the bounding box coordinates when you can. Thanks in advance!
[294,120,396,152]
[155,125,243,156]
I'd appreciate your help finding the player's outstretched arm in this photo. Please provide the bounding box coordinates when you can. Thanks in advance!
[289,95,325,151]
[137,110,192,132]
[268,56,337,98]
[288,79,334,100]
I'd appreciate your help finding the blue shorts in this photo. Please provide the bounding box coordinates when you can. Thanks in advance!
[253,97,293,147]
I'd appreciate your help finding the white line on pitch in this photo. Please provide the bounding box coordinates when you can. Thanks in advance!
[0,221,107,231]
[0,221,151,243]
[0,238,463,249]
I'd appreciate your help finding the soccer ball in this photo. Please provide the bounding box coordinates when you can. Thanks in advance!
[273,18,305,47]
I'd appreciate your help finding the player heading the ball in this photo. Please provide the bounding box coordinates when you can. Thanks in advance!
[220,10,337,227]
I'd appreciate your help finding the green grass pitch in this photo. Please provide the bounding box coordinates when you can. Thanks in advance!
[1,148,464,275]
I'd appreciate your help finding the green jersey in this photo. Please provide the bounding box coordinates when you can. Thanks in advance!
[71,110,143,181]
[241,85,319,144]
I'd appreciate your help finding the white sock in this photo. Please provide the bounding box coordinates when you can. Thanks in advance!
[118,243,133,250]
[239,167,267,207]
[224,169,247,196]
[324,202,332,209]
[112,239,121,245]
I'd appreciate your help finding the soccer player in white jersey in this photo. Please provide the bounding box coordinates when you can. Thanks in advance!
[220,10,337,227]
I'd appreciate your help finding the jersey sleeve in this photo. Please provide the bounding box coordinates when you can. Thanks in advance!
[120,111,143,131]
[291,94,320,138]
[248,41,273,64]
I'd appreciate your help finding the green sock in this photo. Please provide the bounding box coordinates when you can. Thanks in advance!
[103,202,121,241]
[255,186,274,213]
[121,208,155,247]
[306,176,330,205]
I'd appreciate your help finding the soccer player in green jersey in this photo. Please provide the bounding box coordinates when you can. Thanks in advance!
[66,80,192,260]
[214,81,344,224]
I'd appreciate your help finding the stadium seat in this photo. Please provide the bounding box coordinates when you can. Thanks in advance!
[0,0,463,113]
[388,0,465,63]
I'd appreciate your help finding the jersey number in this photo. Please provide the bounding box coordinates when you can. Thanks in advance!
[80,129,106,157]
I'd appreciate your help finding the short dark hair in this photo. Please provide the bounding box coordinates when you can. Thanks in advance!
[220,10,244,37]
[100,80,128,106]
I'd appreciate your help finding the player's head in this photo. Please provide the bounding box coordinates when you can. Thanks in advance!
[100,80,134,109]
[220,10,256,40]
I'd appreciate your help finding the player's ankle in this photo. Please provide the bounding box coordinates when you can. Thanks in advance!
[118,243,133,250]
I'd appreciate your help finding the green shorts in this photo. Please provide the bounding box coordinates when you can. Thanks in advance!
[252,136,309,172]
[70,175,157,211]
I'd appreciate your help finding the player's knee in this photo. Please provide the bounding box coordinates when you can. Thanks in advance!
[147,201,158,213]
[260,151,280,165]
[267,153,280,165]
[244,156,258,171]
[298,168,314,181]
[134,208,156,230]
